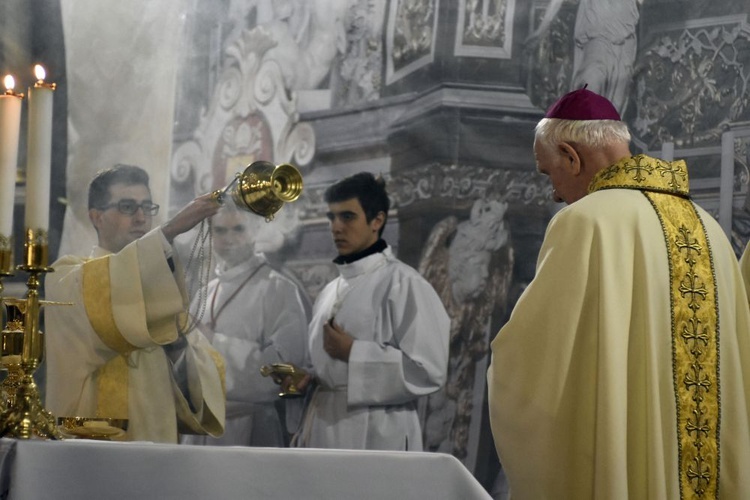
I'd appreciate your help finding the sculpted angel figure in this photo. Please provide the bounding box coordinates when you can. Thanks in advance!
[526,0,643,113]
[418,198,514,459]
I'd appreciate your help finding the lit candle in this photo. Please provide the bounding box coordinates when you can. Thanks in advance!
[25,64,55,232]
[0,75,23,237]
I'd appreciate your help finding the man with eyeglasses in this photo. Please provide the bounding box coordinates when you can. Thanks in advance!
[45,164,226,443]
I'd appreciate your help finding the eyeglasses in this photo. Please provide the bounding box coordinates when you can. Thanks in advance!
[99,199,160,216]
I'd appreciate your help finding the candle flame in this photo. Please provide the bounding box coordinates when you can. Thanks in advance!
[3,75,14,91]
[34,64,46,82]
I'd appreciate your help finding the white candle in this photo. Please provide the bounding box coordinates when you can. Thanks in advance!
[0,75,23,237]
[25,65,55,232]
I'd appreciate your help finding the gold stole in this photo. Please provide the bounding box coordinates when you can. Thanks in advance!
[589,155,720,499]
[82,256,137,419]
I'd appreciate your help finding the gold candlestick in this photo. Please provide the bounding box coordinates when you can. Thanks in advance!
[0,232,15,415]
[0,228,61,439]
[1,301,24,411]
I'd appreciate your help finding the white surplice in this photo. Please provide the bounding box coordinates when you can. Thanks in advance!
[45,228,225,443]
[183,254,309,446]
[488,188,750,499]
[296,246,450,451]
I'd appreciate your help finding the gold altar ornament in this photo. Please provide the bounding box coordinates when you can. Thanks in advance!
[260,362,308,398]
[212,161,303,221]
[0,63,63,440]
[0,229,67,439]
[57,417,128,441]
[1,304,24,411]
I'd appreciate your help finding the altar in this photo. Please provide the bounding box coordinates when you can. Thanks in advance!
[0,438,491,499]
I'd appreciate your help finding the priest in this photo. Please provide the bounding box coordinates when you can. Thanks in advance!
[45,164,226,443]
[487,87,750,498]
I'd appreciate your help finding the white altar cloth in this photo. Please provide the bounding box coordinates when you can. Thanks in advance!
[0,438,491,499]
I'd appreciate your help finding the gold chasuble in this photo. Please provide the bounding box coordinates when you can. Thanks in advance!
[588,154,720,499]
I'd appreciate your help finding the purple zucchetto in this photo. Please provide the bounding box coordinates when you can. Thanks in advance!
[544,85,621,121]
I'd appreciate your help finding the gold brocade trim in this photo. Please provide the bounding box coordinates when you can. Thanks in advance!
[96,356,129,420]
[205,344,227,397]
[644,192,721,499]
[588,154,689,197]
[82,256,135,422]
[588,155,720,498]
[82,257,138,355]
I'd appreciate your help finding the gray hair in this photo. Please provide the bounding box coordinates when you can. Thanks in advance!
[535,118,631,149]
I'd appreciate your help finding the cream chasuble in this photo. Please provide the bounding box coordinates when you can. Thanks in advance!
[45,229,226,443]
[488,155,750,499]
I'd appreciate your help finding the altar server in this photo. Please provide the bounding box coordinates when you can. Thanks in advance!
[183,206,308,446]
[293,172,450,450]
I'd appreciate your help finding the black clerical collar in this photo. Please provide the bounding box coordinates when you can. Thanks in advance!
[333,239,387,265]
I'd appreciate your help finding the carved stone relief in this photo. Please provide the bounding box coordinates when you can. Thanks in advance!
[524,1,577,111]
[170,27,316,202]
[730,133,750,255]
[169,25,317,292]
[330,0,386,108]
[391,163,553,209]
[294,163,552,222]
[631,15,750,150]
[385,0,439,85]
[454,0,516,58]
[418,198,514,470]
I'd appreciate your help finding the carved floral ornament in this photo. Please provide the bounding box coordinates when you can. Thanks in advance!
[631,17,750,150]
[733,134,750,193]
[386,0,439,84]
[390,0,436,71]
[455,0,516,59]
[390,164,552,208]
[295,164,552,221]
[525,12,750,151]
[171,27,315,197]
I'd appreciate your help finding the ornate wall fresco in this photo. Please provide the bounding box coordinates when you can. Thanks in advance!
[386,0,439,84]
[631,15,750,149]
[455,0,516,59]
[3,0,750,497]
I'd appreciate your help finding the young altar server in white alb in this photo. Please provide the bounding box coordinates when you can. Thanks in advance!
[45,164,226,443]
[182,205,309,446]
[487,88,750,499]
[290,172,450,450]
